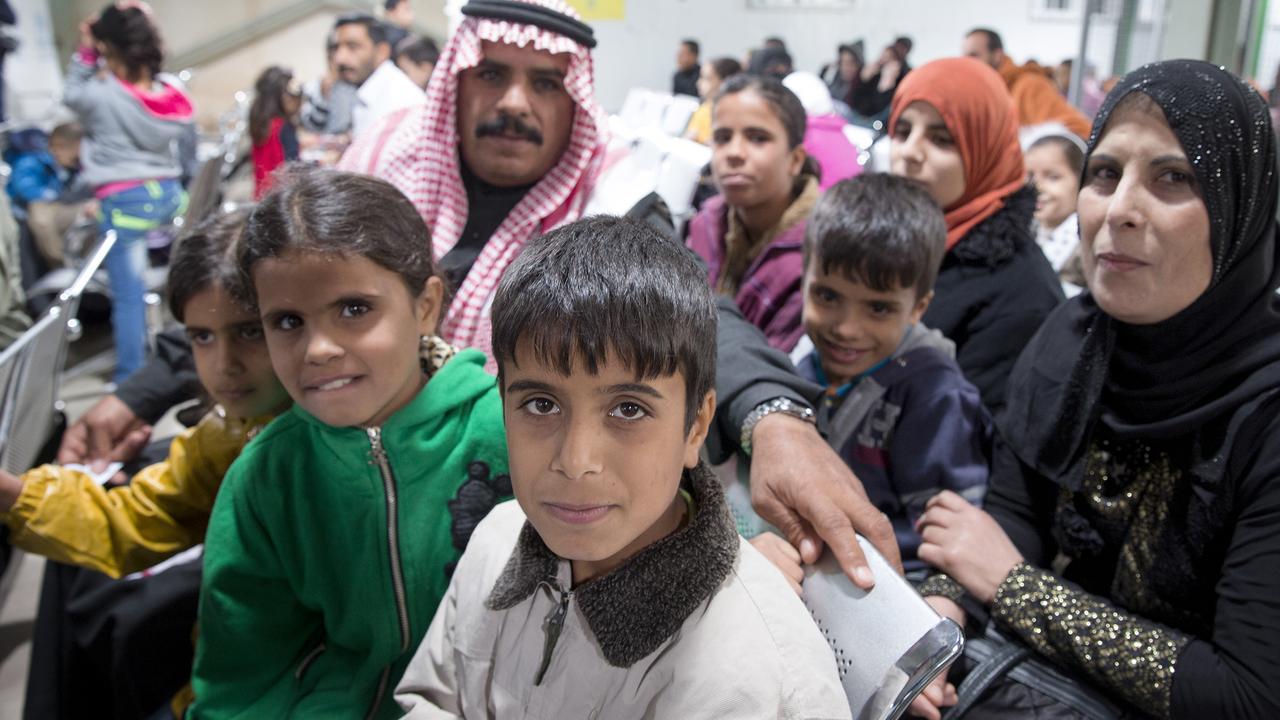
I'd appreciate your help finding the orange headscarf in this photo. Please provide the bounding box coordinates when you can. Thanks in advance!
[890,57,1025,250]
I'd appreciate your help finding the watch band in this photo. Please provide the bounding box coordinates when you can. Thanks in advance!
[739,397,816,456]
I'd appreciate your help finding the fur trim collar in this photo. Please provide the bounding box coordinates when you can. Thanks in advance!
[486,461,739,668]
[950,183,1036,268]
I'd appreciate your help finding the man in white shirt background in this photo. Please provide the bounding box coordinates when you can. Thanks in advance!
[332,12,425,139]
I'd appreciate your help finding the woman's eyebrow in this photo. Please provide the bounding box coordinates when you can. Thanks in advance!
[1150,154,1191,167]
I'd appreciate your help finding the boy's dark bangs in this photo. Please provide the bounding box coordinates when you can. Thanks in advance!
[818,236,924,295]
[495,281,686,382]
[491,216,718,433]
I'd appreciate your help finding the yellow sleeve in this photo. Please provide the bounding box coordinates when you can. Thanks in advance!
[686,102,713,145]
[3,411,251,578]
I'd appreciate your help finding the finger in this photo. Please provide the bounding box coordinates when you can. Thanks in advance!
[751,533,789,559]
[762,497,824,566]
[907,694,941,720]
[86,424,116,463]
[943,683,958,707]
[109,425,152,464]
[800,495,876,588]
[822,472,903,578]
[925,490,968,512]
[916,505,956,532]
[922,680,943,705]
[781,555,804,586]
[106,471,129,487]
[772,534,803,564]
[56,423,89,464]
[917,541,943,570]
[919,524,949,547]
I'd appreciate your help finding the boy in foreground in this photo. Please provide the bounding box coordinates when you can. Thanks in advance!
[396,215,851,719]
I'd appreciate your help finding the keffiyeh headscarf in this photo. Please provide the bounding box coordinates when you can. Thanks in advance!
[341,0,607,359]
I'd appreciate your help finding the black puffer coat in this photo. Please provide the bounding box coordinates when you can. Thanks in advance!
[922,184,1064,416]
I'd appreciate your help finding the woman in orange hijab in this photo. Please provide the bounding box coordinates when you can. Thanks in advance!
[889,57,1063,416]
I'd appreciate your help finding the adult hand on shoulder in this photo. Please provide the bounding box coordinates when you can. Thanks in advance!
[749,413,901,590]
[57,394,151,485]
[906,596,963,719]
[916,490,1023,604]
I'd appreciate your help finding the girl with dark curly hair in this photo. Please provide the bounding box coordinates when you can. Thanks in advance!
[64,2,193,383]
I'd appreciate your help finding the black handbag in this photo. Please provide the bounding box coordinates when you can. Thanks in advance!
[944,627,1130,720]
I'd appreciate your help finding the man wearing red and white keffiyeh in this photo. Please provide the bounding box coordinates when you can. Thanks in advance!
[341,0,605,363]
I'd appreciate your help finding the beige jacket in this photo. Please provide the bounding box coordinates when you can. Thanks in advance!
[396,463,852,720]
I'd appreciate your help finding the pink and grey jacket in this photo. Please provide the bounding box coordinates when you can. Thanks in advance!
[62,49,193,192]
[686,194,807,352]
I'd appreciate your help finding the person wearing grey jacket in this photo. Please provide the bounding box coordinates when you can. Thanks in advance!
[65,4,192,383]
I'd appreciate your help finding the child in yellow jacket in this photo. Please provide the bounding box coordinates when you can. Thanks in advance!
[0,209,291,577]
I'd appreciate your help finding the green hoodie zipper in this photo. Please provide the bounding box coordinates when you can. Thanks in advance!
[365,427,412,720]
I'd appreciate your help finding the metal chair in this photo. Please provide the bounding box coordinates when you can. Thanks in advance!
[0,230,116,471]
[0,231,117,606]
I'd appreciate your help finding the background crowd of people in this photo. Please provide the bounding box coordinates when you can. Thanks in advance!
[0,1,1276,719]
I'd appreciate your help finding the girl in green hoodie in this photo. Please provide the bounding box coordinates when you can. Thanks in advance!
[190,168,510,719]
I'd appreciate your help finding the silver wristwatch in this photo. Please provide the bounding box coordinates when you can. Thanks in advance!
[739,397,816,456]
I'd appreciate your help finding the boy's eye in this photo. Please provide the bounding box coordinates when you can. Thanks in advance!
[711,128,732,145]
[521,398,560,417]
[868,301,892,316]
[187,330,214,346]
[811,285,839,304]
[609,402,648,421]
[237,324,264,341]
[273,314,302,331]
[340,301,370,318]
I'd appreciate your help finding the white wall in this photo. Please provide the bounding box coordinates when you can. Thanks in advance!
[585,0,1099,112]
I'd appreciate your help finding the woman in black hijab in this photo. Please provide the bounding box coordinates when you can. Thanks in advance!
[913,60,1280,718]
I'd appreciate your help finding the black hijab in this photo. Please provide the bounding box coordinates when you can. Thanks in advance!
[1001,60,1280,491]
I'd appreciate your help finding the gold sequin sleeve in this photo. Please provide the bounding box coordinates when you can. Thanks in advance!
[917,572,965,604]
[993,562,1191,718]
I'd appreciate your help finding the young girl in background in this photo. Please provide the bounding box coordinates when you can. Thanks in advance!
[1025,133,1086,294]
[684,57,742,145]
[249,65,303,199]
[66,3,193,383]
[0,210,288,718]
[687,74,819,351]
[191,168,509,720]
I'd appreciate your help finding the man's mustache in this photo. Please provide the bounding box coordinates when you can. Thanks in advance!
[475,114,543,145]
